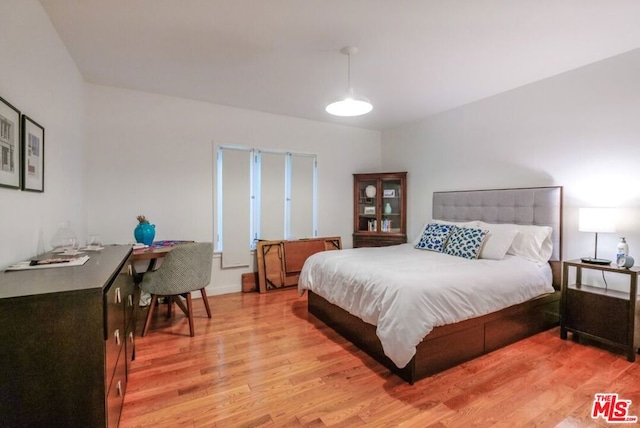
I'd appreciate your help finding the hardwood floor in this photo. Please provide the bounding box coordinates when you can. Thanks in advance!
[120,289,640,427]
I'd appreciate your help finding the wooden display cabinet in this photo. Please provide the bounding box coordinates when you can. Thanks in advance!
[353,172,407,248]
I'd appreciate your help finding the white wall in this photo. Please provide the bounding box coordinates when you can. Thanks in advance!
[0,0,86,268]
[17,0,639,294]
[382,49,640,280]
[85,84,381,294]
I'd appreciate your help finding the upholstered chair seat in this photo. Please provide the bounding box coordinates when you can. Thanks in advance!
[140,242,213,337]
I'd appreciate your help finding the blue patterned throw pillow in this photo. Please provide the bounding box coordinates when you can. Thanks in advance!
[443,226,489,259]
[414,223,454,252]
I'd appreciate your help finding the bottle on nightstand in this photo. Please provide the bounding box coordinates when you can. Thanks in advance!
[617,237,629,256]
[616,237,629,268]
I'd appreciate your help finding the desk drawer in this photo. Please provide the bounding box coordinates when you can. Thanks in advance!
[106,350,126,428]
[105,259,133,380]
[105,282,124,380]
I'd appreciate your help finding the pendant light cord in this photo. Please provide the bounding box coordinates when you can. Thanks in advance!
[347,51,351,90]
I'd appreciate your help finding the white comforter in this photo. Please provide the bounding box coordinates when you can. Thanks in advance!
[298,244,554,368]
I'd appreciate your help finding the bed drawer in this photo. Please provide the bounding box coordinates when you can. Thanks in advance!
[416,325,485,378]
[485,297,559,352]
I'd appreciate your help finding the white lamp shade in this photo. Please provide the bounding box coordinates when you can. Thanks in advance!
[578,208,616,233]
[326,95,373,117]
[326,46,372,117]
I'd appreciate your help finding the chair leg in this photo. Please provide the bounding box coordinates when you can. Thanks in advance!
[166,296,174,319]
[186,292,195,337]
[201,288,212,318]
[142,294,159,337]
[173,294,189,316]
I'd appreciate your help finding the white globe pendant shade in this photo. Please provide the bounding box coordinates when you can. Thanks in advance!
[326,46,372,117]
[325,89,373,117]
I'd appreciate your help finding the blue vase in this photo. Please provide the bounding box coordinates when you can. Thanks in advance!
[134,222,156,245]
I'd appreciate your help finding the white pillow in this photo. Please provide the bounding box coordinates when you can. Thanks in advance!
[412,220,480,246]
[477,222,553,264]
[476,222,518,260]
[508,224,553,264]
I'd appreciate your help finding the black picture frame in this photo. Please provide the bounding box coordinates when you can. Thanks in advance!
[21,115,45,192]
[0,96,22,189]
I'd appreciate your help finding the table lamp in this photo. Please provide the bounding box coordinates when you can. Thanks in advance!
[579,207,616,265]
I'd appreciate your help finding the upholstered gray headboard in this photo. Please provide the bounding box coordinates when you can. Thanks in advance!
[432,186,563,263]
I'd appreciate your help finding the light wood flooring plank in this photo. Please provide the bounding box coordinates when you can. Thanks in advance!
[120,289,640,427]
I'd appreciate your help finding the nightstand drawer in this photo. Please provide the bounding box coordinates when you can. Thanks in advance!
[564,287,629,344]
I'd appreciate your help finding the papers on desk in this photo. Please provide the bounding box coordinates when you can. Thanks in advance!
[51,249,85,256]
[5,255,90,271]
[79,246,104,251]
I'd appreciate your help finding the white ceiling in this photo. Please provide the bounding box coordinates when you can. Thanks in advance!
[39,0,640,131]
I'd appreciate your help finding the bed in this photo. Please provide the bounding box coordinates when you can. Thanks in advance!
[299,186,563,384]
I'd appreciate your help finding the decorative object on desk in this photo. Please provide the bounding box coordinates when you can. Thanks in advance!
[50,220,77,252]
[134,215,155,245]
[384,202,392,214]
[84,234,103,251]
[617,254,635,269]
[37,229,45,255]
[578,207,616,265]
[365,185,376,198]
[21,115,45,192]
[0,95,22,189]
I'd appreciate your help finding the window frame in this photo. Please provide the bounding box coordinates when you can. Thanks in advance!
[216,145,318,256]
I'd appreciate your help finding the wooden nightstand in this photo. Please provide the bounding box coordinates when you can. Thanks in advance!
[561,259,640,361]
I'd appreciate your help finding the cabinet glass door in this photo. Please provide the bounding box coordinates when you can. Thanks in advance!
[381,178,402,233]
[356,179,379,232]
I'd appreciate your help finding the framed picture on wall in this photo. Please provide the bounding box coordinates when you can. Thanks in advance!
[0,96,22,189]
[22,115,44,192]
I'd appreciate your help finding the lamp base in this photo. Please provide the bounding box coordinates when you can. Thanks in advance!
[581,257,612,265]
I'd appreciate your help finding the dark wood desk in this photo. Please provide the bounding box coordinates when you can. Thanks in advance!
[0,246,137,427]
[131,240,193,270]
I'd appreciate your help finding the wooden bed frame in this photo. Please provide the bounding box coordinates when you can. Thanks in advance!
[307,186,563,384]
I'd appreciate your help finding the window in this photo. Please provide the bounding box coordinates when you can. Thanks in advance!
[216,146,317,268]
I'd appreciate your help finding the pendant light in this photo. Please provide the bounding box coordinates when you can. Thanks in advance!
[326,46,373,117]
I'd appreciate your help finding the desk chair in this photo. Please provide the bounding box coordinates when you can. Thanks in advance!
[140,242,213,337]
